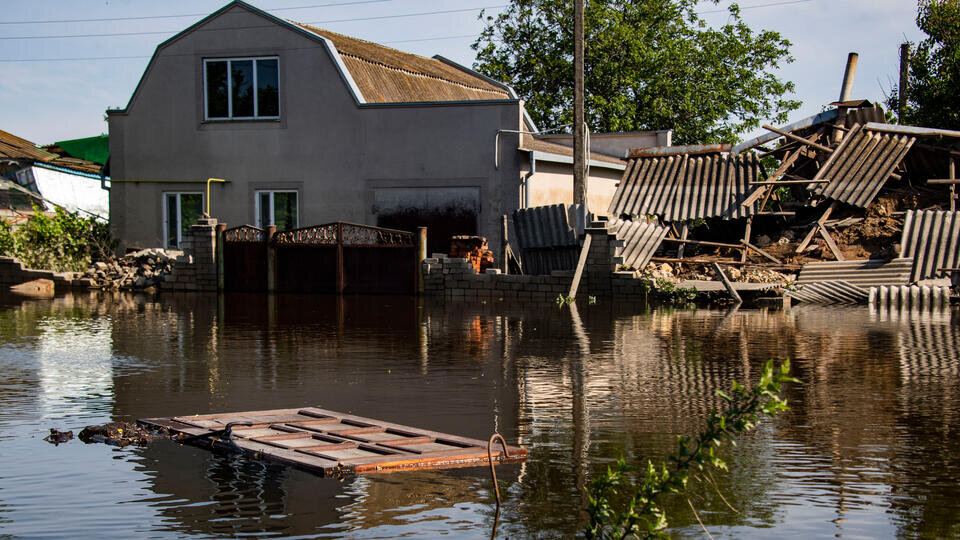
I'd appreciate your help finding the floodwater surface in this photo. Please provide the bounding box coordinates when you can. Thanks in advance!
[0,291,958,538]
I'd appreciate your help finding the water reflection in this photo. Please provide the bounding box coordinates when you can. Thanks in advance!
[0,292,957,538]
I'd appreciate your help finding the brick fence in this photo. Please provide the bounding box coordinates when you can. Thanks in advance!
[159,217,218,292]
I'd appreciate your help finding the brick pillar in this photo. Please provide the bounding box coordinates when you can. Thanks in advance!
[580,219,621,297]
[188,217,218,291]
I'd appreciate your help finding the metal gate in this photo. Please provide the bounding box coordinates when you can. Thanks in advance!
[223,225,268,292]
[260,222,416,295]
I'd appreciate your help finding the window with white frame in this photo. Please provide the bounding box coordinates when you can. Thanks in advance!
[255,190,298,231]
[204,57,279,120]
[163,192,203,249]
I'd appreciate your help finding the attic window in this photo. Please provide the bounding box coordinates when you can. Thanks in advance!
[204,57,279,120]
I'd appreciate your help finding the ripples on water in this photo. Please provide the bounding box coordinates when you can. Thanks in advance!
[0,292,957,538]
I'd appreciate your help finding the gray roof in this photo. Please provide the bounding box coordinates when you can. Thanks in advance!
[813,124,916,208]
[609,152,761,221]
[900,209,960,283]
[608,218,668,270]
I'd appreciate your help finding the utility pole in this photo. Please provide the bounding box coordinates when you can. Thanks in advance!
[899,43,910,121]
[573,0,586,207]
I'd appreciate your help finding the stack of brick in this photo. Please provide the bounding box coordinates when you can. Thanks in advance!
[421,254,573,301]
[448,236,496,274]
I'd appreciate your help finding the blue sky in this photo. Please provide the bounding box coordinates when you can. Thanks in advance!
[1,0,924,145]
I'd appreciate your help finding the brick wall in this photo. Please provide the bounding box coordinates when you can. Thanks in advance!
[159,217,219,292]
[0,256,87,291]
[421,222,660,302]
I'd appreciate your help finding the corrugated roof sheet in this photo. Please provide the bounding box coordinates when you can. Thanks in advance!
[292,23,511,103]
[813,124,915,208]
[900,209,960,283]
[0,129,57,163]
[608,218,668,270]
[785,280,869,304]
[608,152,760,221]
[513,203,581,250]
[869,284,951,310]
[796,258,913,287]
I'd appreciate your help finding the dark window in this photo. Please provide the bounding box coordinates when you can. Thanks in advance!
[204,57,279,120]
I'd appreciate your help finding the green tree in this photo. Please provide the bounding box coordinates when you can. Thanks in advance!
[893,0,960,129]
[473,0,800,144]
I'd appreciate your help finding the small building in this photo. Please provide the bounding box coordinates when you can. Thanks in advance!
[107,0,641,254]
[0,129,109,221]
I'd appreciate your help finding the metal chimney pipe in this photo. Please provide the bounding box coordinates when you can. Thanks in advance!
[838,52,859,102]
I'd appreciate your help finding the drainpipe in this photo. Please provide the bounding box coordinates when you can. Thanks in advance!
[523,150,535,209]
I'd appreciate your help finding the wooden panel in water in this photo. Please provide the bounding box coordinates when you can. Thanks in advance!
[139,407,526,476]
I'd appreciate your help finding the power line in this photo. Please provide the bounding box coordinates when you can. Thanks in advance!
[0,34,479,62]
[0,5,507,40]
[0,0,389,25]
[697,0,814,15]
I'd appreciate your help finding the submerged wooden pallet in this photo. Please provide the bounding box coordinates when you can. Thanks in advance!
[139,407,527,476]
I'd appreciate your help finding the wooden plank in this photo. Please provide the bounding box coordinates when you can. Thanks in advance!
[651,257,746,265]
[676,223,689,259]
[819,227,845,261]
[661,237,745,250]
[567,232,592,299]
[797,202,837,253]
[762,124,835,153]
[712,262,742,304]
[749,179,829,185]
[743,242,783,264]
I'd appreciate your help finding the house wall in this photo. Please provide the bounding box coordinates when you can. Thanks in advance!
[108,4,523,255]
[519,159,622,215]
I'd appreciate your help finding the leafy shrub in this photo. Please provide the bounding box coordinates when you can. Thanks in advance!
[585,360,798,539]
[0,205,116,272]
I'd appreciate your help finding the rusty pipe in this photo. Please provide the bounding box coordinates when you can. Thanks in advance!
[487,433,511,507]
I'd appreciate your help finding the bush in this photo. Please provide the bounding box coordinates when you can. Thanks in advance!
[0,205,116,272]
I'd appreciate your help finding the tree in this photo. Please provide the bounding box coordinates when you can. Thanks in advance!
[472,0,800,145]
[893,0,960,129]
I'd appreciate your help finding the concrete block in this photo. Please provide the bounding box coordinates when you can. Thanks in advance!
[485,268,502,274]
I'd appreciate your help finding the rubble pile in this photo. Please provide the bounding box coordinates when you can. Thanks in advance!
[82,249,180,291]
[449,235,496,273]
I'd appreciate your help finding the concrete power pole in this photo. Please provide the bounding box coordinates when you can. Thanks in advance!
[899,43,910,121]
[573,0,586,207]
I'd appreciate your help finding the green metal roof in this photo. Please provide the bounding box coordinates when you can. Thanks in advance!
[53,135,108,165]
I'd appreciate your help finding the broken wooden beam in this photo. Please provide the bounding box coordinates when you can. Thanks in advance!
[762,124,835,154]
[661,237,745,250]
[743,242,783,264]
[749,179,829,185]
[712,262,742,304]
[818,226,846,261]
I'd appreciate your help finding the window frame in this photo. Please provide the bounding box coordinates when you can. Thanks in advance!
[203,56,280,121]
[162,191,204,249]
[254,190,299,230]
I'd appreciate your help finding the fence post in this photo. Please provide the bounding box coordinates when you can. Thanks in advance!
[216,223,226,291]
[417,226,427,294]
[500,215,508,274]
[266,225,277,293]
[336,222,345,294]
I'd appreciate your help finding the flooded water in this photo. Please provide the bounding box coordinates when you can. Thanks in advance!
[0,291,958,538]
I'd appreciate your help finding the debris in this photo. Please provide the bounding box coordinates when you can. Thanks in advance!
[82,249,178,291]
[43,428,73,445]
[140,407,527,477]
[78,421,167,447]
[449,236,496,274]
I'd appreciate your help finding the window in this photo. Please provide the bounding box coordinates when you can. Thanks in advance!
[255,191,298,231]
[204,57,279,120]
[164,192,203,249]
